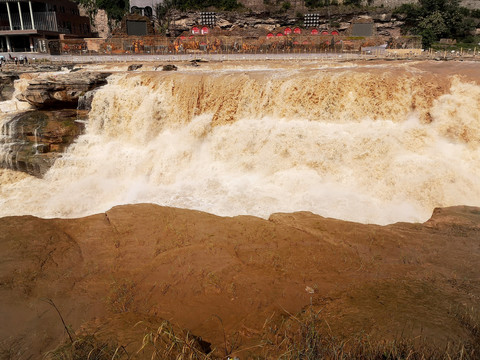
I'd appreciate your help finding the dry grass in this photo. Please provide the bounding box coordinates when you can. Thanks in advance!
[106,279,137,313]
[42,306,480,359]
[137,320,213,360]
[254,305,480,360]
[44,335,127,360]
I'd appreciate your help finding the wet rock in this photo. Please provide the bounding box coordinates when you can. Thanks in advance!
[78,88,99,111]
[128,64,143,71]
[162,64,178,71]
[16,72,111,109]
[0,73,20,101]
[0,109,86,177]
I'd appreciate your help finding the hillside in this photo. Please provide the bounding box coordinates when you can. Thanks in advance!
[239,0,480,11]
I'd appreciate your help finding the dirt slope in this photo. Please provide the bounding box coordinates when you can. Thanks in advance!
[0,204,479,359]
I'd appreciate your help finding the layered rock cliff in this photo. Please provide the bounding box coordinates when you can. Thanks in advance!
[0,110,86,176]
[16,72,111,109]
[0,70,110,177]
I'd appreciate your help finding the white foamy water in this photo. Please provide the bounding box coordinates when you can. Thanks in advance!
[0,62,479,224]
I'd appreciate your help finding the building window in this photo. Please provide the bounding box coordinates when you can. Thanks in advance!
[144,6,152,18]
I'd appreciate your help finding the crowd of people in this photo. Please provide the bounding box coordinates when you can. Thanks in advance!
[0,54,29,70]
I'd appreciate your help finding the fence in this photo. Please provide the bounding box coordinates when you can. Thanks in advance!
[51,35,422,56]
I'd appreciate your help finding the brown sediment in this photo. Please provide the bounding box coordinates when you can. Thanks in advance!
[0,204,479,358]
[103,60,479,128]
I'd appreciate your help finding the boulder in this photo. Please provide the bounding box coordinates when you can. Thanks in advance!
[127,64,143,71]
[162,64,178,71]
[372,13,392,22]
[216,18,233,29]
[16,72,111,109]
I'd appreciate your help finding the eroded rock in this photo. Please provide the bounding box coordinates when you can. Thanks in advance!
[0,73,20,101]
[78,88,99,111]
[16,72,111,109]
[127,64,143,71]
[0,109,86,176]
[162,64,178,71]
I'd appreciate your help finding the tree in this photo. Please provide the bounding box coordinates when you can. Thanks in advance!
[395,0,475,48]
[155,0,175,35]
[74,0,127,22]
[344,0,362,6]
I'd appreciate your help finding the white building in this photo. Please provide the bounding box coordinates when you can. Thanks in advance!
[129,0,162,18]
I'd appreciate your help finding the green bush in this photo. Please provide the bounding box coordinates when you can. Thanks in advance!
[394,0,476,48]
[281,1,291,11]
[344,0,361,6]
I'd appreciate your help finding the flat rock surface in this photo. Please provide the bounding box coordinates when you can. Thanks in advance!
[16,72,111,108]
[0,204,479,359]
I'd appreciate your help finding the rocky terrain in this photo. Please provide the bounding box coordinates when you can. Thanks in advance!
[16,72,110,109]
[0,110,86,176]
[238,0,480,11]
[0,70,110,177]
[0,204,479,359]
[162,8,407,38]
[0,74,19,102]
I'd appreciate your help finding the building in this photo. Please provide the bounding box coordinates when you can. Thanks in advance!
[129,0,157,18]
[0,0,91,52]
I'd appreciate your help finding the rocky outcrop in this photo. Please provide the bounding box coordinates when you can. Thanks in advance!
[127,64,143,71]
[0,73,20,101]
[1,204,480,359]
[77,89,99,111]
[16,72,111,109]
[169,9,406,38]
[162,64,178,71]
[0,110,86,176]
[238,0,480,10]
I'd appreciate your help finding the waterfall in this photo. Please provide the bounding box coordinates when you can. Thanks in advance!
[0,61,479,224]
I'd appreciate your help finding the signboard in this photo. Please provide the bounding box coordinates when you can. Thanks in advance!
[352,23,374,37]
[284,27,292,35]
[201,27,209,35]
[127,20,147,36]
[192,27,200,35]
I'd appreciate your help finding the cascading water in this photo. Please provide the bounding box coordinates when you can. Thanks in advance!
[0,61,479,224]
[0,76,33,172]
